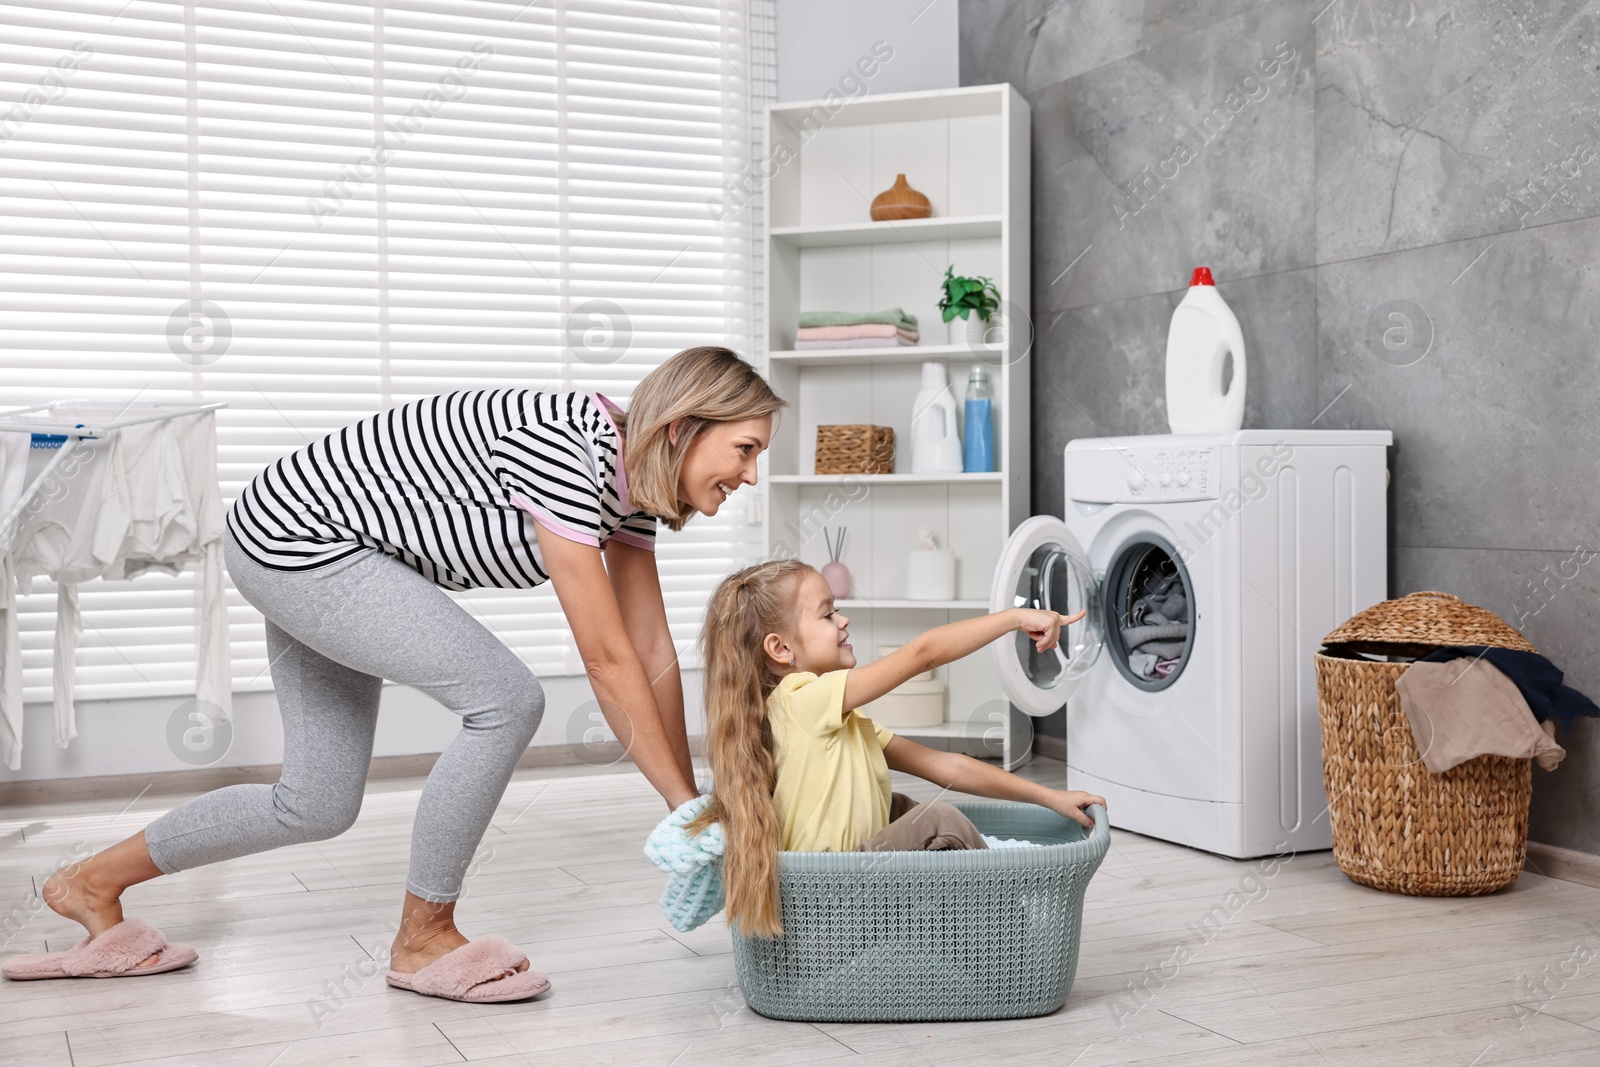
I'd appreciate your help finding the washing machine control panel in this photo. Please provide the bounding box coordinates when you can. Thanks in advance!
[1136,448,1213,499]
[1067,444,1219,503]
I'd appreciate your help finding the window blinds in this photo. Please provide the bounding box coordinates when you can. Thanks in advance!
[0,0,775,702]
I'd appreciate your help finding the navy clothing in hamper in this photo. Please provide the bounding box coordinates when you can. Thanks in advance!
[1421,646,1600,730]
[227,390,656,591]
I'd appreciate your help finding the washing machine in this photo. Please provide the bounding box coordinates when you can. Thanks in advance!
[988,430,1392,858]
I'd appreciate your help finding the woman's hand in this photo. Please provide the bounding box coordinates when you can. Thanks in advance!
[1013,607,1088,653]
[1043,789,1106,828]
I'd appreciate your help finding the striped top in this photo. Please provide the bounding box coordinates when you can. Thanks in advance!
[226,390,656,590]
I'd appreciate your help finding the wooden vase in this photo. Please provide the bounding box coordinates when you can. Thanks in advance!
[870,174,932,221]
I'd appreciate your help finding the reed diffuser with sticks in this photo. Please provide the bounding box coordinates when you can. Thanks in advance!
[820,527,851,599]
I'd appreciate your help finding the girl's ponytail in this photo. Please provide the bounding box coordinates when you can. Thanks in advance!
[691,560,810,937]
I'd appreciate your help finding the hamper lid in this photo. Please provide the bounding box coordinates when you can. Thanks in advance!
[1321,590,1537,656]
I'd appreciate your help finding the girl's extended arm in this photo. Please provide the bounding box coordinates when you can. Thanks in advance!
[882,735,1104,827]
[842,607,1079,712]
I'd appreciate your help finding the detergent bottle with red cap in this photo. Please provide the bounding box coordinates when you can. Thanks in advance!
[1165,266,1246,433]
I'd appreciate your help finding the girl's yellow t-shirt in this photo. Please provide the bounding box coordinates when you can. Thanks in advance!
[767,669,896,851]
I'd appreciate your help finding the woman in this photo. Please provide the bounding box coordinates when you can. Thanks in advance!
[3,347,784,1002]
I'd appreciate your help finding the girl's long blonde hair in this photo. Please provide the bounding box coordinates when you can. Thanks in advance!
[613,346,785,532]
[691,559,813,937]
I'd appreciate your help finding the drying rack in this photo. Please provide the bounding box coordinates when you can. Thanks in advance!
[0,400,227,552]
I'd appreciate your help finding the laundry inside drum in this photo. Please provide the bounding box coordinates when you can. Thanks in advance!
[1103,535,1195,691]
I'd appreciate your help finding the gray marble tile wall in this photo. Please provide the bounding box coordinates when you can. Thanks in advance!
[962,0,1600,854]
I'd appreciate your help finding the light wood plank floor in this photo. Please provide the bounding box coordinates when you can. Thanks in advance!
[4,758,1600,1066]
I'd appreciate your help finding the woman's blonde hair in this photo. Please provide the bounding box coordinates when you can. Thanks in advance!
[612,346,785,532]
[689,558,814,937]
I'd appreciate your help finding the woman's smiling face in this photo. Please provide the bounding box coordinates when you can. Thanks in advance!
[674,414,771,516]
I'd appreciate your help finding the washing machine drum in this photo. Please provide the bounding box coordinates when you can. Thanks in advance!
[1098,534,1196,692]
[990,516,1199,716]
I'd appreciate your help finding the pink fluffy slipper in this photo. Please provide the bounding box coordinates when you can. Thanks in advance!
[385,935,550,1003]
[2,917,198,980]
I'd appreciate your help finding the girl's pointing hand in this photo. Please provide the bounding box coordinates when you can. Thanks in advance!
[1014,608,1087,653]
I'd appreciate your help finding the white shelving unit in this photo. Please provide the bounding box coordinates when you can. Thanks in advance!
[759,83,1032,764]
[768,472,1003,486]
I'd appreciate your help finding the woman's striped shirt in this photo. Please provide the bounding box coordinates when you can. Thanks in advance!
[226,390,656,590]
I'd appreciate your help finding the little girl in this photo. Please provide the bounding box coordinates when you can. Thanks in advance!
[693,559,1105,937]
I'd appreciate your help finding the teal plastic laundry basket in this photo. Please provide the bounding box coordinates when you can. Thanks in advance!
[730,802,1109,1022]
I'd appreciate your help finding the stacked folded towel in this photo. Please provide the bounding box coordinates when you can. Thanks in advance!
[795,308,919,349]
[798,309,918,329]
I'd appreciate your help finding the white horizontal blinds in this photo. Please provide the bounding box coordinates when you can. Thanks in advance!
[0,0,770,703]
[1,1,214,704]
[373,0,769,672]
[193,0,391,691]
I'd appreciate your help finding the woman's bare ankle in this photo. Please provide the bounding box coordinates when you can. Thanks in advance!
[40,862,164,967]
[386,893,528,976]
[42,861,124,935]
[41,834,162,935]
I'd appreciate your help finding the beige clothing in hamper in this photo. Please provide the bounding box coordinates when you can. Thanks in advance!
[1395,658,1565,773]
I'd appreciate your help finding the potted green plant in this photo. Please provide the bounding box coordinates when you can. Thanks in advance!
[938,265,1001,347]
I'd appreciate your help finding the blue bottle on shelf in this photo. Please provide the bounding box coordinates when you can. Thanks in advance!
[963,364,994,473]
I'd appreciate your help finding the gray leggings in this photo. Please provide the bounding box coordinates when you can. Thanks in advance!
[143,531,544,903]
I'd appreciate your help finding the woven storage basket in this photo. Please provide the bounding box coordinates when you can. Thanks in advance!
[815,424,894,475]
[1316,591,1535,896]
[730,802,1109,1022]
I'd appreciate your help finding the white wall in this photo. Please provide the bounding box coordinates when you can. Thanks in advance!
[775,0,959,102]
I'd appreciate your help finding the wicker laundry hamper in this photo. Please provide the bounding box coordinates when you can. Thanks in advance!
[1315,591,1535,896]
[730,801,1109,1022]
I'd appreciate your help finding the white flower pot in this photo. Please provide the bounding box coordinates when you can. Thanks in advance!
[946,312,995,349]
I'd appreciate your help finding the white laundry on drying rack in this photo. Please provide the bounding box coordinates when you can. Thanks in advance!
[0,428,29,772]
[0,401,230,771]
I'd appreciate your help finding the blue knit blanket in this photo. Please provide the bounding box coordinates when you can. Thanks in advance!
[645,795,726,933]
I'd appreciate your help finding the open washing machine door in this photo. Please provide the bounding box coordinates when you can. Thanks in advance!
[990,515,1104,716]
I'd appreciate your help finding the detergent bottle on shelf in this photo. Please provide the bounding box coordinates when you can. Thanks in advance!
[909,361,964,474]
[962,364,994,473]
[1165,266,1247,433]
